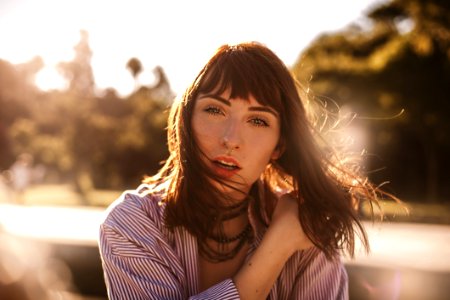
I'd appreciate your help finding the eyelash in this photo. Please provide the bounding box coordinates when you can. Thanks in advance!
[204,106,223,115]
[250,117,269,127]
[203,106,270,127]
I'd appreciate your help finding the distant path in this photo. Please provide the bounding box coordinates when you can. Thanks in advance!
[345,221,450,273]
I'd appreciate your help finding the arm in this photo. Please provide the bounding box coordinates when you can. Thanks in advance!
[233,194,313,300]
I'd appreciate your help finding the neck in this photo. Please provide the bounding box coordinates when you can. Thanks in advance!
[200,188,253,262]
[222,213,249,234]
[204,212,250,260]
[211,204,249,241]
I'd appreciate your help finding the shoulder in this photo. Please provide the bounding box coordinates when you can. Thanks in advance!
[101,183,167,233]
[99,184,175,258]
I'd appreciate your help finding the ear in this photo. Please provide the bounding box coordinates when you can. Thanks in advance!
[271,140,285,160]
[271,148,281,160]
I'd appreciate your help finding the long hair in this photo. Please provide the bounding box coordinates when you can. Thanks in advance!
[146,42,385,258]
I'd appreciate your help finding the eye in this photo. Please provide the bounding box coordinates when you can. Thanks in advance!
[204,106,223,115]
[250,117,269,127]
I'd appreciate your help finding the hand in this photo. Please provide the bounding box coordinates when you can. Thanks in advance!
[269,193,313,252]
[233,193,313,300]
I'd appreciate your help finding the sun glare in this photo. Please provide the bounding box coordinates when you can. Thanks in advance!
[1,0,381,95]
[0,204,103,246]
[35,66,68,92]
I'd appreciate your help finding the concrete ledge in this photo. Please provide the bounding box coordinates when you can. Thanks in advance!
[1,204,449,299]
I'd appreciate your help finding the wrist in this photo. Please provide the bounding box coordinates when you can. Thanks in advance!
[264,223,298,258]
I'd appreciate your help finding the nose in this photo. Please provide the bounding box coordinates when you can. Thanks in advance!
[221,118,242,152]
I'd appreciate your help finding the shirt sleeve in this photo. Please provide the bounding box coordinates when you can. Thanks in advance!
[290,249,349,300]
[99,219,240,300]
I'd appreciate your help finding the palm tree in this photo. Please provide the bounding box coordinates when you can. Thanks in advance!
[126,57,143,91]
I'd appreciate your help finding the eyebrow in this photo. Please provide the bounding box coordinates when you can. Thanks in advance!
[199,93,279,117]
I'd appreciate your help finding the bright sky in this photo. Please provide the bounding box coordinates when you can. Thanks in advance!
[0,0,383,96]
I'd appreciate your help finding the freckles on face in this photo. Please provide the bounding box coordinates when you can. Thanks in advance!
[191,91,281,189]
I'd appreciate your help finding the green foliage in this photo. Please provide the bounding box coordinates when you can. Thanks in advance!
[293,0,450,202]
[0,34,172,191]
[0,59,35,168]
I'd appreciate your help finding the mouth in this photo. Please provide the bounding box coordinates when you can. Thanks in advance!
[213,159,241,170]
[210,156,241,177]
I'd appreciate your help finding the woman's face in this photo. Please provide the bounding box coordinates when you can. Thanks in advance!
[191,89,281,197]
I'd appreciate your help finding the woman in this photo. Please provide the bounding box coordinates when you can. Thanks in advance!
[99,42,380,299]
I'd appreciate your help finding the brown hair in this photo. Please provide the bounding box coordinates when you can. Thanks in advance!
[146,42,385,258]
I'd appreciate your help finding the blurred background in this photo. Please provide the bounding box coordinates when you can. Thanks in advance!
[0,0,449,299]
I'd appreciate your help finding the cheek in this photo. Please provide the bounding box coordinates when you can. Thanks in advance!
[261,136,280,163]
[192,117,215,149]
[192,118,206,138]
[247,136,279,168]
[243,129,279,154]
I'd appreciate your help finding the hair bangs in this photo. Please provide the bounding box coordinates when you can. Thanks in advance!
[197,47,284,114]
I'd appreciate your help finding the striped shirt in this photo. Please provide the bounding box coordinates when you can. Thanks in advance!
[99,184,348,299]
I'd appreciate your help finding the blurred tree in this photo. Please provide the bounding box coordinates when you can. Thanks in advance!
[0,32,173,196]
[293,0,450,203]
[56,75,171,190]
[15,56,44,85]
[126,57,143,91]
[95,88,131,117]
[132,65,175,106]
[0,59,34,169]
[149,65,175,102]
[110,81,170,188]
[58,30,95,98]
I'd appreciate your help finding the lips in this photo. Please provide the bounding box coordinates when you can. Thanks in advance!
[211,156,241,177]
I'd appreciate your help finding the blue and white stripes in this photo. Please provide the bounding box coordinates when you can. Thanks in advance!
[99,185,348,299]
